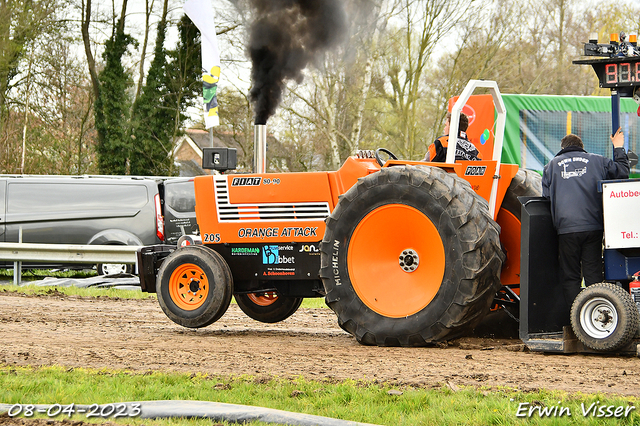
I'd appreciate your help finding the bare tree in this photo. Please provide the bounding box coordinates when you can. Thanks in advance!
[374,0,477,160]
[0,0,59,172]
[277,0,395,169]
[133,0,156,103]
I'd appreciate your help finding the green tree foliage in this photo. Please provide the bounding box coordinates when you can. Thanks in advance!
[130,11,202,176]
[165,14,202,135]
[94,17,134,175]
[129,0,173,176]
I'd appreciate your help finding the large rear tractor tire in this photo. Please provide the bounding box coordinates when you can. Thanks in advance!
[235,292,303,323]
[570,283,639,352]
[476,169,542,338]
[157,245,233,328]
[320,165,504,346]
[501,168,542,219]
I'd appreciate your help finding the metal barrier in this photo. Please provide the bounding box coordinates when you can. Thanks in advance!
[0,243,141,285]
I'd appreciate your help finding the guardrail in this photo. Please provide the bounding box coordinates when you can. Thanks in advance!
[0,243,141,285]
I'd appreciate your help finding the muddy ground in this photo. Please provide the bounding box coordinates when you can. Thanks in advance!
[0,290,639,397]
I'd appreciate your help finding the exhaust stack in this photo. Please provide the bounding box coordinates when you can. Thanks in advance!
[254,124,267,173]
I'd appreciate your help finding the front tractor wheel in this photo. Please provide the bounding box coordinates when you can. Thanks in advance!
[320,165,504,346]
[235,292,303,323]
[157,245,233,328]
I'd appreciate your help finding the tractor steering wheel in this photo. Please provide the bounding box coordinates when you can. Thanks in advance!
[375,148,398,167]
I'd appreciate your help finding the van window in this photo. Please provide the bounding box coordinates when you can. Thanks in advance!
[7,182,148,213]
[165,181,196,213]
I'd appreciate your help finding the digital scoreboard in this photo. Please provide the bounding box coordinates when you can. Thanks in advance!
[573,56,640,91]
[573,33,640,95]
[573,32,640,131]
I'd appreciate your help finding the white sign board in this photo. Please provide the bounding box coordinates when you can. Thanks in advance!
[603,180,640,249]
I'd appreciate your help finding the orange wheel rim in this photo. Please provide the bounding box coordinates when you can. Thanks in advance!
[169,263,209,310]
[247,292,278,306]
[347,204,445,318]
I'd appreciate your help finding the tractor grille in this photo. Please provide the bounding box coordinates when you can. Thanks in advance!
[214,176,330,222]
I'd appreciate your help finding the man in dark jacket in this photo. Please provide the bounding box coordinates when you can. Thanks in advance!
[423,112,482,162]
[542,128,629,307]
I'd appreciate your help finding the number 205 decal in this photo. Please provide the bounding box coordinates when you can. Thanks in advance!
[203,233,221,243]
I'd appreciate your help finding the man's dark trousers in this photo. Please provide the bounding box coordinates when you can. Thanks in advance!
[558,230,604,307]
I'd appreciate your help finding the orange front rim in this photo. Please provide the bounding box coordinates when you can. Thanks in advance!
[169,263,210,311]
[247,292,278,306]
[347,204,445,318]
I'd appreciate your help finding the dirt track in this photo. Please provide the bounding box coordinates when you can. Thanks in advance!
[1,291,639,397]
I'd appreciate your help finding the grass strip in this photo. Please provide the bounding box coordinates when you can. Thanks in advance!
[0,365,638,426]
[0,284,155,300]
[0,268,98,280]
[0,283,328,308]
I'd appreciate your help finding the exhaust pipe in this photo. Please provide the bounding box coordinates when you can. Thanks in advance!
[254,124,267,173]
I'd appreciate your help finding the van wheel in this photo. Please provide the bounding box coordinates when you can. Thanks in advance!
[570,283,639,352]
[156,246,233,328]
[235,292,303,323]
[97,263,133,276]
[320,165,504,346]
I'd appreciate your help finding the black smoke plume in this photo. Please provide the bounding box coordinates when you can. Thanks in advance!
[249,0,347,125]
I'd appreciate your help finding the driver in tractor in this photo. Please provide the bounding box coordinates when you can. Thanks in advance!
[422,112,482,162]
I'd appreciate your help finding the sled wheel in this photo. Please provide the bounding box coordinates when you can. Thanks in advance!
[157,245,233,328]
[570,283,639,352]
[478,169,542,337]
[320,165,504,346]
[235,292,303,323]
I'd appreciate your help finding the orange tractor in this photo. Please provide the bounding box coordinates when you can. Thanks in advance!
[138,80,541,345]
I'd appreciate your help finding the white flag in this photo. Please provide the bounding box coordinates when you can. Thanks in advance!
[184,0,220,128]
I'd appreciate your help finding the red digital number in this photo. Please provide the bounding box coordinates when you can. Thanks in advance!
[636,63,640,83]
[606,63,617,84]
[619,63,631,82]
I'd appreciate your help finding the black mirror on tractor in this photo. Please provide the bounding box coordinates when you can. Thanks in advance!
[203,147,237,172]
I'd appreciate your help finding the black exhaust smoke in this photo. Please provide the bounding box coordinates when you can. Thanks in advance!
[249,0,347,125]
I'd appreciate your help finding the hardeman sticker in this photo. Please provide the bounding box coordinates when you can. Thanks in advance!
[231,247,260,256]
[464,165,487,176]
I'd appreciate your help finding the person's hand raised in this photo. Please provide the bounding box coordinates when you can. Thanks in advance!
[611,127,625,148]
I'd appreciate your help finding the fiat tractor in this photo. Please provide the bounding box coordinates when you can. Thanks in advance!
[137,78,640,353]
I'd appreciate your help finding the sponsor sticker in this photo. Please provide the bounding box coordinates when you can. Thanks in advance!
[231,247,260,256]
[464,165,487,176]
[299,244,319,253]
[262,245,295,265]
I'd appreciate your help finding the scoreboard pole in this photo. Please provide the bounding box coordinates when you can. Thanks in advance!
[612,90,620,136]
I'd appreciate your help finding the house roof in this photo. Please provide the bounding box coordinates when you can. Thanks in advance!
[175,159,207,177]
[183,128,243,150]
[173,128,244,176]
